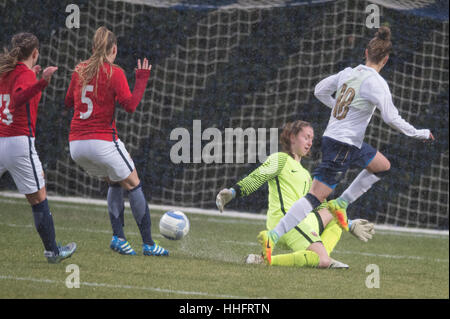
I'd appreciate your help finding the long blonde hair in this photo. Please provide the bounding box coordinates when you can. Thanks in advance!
[76,26,117,94]
[0,32,39,79]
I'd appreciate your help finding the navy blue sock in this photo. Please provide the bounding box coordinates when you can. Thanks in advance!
[107,185,126,239]
[305,193,321,209]
[31,199,59,255]
[139,206,154,246]
[128,184,154,246]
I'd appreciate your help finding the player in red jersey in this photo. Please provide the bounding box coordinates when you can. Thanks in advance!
[0,32,76,263]
[65,26,168,256]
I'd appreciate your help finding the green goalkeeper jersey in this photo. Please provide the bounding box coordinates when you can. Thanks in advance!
[233,152,318,230]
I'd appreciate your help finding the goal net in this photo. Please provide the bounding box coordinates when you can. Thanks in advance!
[0,0,448,230]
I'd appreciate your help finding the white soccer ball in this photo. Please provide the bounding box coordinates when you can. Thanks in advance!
[159,210,190,240]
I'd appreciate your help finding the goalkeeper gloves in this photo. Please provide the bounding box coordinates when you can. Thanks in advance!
[349,219,375,242]
[215,188,236,213]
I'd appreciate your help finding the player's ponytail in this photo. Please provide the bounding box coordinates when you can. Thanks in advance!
[0,32,39,79]
[366,26,392,64]
[77,26,117,94]
[280,120,312,159]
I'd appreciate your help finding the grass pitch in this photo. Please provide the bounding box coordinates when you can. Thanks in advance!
[0,194,448,299]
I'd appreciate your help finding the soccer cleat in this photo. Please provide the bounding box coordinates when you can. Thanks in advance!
[245,254,264,265]
[328,258,349,269]
[327,199,349,231]
[257,230,278,265]
[110,236,136,255]
[143,242,169,256]
[45,242,77,264]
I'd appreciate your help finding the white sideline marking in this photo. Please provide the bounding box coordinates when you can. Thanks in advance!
[333,250,449,263]
[0,198,263,226]
[0,275,254,299]
[0,191,448,236]
[0,221,144,237]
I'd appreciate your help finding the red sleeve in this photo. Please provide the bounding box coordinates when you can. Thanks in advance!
[112,68,150,113]
[11,71,48,109]
[13,70,35,92]
[65,72,78,109]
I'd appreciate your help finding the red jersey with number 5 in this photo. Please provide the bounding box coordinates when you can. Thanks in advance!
[65,62,150,142]
[0,62,44,137]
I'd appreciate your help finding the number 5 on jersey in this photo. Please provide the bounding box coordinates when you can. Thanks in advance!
[0,94,13,125]
[333,84,355,120]
[80,85,94,119]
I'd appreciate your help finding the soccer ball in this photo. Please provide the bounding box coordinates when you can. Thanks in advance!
[159,210,190,240]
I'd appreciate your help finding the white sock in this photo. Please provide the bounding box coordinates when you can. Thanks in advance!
[273,197,312,237]
[340,169,381,204]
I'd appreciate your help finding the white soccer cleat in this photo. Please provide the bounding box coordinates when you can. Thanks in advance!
[245,253,264,264]
[328,258,349,269]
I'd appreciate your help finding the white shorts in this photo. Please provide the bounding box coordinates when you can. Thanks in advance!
[0,136,45,194]
[69,139,135,182]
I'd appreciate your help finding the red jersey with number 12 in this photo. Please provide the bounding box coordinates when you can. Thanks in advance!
[66,62,150,142]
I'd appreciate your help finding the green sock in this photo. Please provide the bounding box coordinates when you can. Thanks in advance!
[321,219,342,255]
[271,250,319,268]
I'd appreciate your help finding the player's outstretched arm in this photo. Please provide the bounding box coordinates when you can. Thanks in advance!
[215,152,288,213]
[115,58,151,113]
[12,66,57,109]
[361,76,433,141]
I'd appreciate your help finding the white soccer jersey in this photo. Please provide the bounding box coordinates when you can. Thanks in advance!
[314,64,430,148]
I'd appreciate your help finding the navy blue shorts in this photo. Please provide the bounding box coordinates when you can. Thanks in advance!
[312,136,377,189]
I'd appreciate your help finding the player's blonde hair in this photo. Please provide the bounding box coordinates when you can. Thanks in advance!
[280,120,313,159]
[366,26,392,64]
[0,32,39,79]
[76,26,117,95]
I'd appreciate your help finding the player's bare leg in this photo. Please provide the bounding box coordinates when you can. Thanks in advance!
[366,151,391,174]
[337,151,391,225]
[25,186,47,206]
[119,169,140,191]
[309,179,333,203]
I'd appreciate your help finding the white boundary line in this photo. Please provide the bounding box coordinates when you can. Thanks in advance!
[333,250,449,263]
[0,191,448,236]
[0,275,254,299]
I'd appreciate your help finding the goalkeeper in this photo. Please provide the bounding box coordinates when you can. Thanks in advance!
[216,120,374,268]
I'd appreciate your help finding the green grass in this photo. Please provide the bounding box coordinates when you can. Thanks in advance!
[0,194,448,299]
